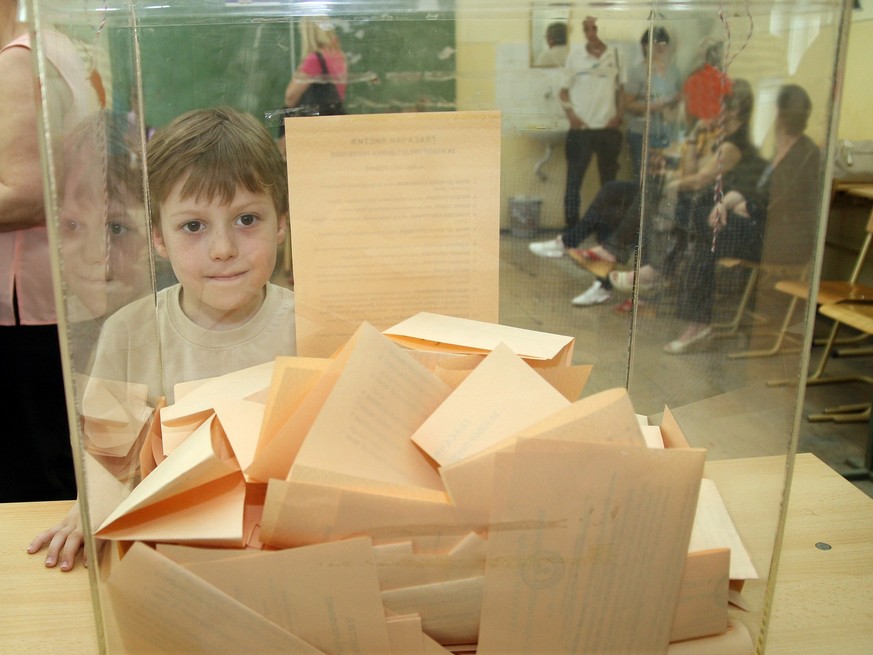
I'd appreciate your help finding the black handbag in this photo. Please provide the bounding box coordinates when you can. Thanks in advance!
[296,51,345,117]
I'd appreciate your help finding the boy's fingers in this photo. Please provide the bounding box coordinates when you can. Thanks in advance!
[59,535,83,572]
[44,527,73,568]
[27,528,58,554]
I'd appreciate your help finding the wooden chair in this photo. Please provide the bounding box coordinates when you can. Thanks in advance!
[732,186,873,380]
[711,258,760,336]
[809,301,873,423]
[811,301,873,482]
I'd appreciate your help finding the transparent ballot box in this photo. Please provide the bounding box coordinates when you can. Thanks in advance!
[28,0,849,652]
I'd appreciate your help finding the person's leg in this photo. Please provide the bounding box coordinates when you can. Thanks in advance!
[665,206,764,353]
[599,184,643,262]
[594,127,624,186]
[563,129,594,228]
[565,180,637,249]
[0,324,75,502]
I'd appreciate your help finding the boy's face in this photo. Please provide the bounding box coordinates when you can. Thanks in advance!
[153,177,286,329]
[59,160,150,319]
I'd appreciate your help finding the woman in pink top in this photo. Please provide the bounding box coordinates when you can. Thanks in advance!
[283,17,347,114]
[0,0,99,500]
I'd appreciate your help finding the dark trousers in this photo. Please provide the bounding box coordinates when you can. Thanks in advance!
[675,209,763,325]
[563,127,623,228]
[561,180,639,252]
[0,324,76,502]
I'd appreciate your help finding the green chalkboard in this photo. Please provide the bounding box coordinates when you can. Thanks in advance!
[107,13,456,132]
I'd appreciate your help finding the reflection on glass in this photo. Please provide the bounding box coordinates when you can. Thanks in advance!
[530,3,571,68]
[26,2,849,653]
[58,112,151,374]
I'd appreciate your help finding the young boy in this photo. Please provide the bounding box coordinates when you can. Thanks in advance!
[28,106,297,570]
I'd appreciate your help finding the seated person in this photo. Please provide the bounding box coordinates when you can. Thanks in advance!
[571,79,762,294]
[531,80,759,307]
[664,84,820,353]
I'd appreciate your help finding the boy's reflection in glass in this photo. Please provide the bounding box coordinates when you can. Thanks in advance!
[57,113,150,369]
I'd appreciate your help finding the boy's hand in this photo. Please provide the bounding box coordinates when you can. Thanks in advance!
[27,501,86,572]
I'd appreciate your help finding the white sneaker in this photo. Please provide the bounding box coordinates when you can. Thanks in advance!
[572,280,612,306]
[528,236,565,258]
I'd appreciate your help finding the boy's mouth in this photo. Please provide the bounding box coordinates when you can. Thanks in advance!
[208,271,246,281]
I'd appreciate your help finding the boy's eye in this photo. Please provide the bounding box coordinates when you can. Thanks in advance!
[181,220,205,233]
[236,213,259,227]
[107,222,130,237]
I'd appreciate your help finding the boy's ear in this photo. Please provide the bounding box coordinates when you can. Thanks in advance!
[152,225,169,259]
[276,213,288,244]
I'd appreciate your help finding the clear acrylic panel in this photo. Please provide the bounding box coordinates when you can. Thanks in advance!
[27,0,848,653]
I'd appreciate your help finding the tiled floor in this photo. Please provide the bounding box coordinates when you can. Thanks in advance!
[497,231,873,499]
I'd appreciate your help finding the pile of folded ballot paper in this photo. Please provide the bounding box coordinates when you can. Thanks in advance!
[84,313,757,654]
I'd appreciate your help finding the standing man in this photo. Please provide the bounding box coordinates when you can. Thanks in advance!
[560,16,624,228]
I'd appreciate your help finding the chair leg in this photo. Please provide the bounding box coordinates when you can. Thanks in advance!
[834,341,873,358]
[713,266,758,337]
[806,320,841,382]
[808,403,872,423]
[768,318,873,387]
[730,295,798,360]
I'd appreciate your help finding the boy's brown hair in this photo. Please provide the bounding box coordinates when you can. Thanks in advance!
[146,107,288,226]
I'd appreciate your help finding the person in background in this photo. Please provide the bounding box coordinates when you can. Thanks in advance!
[277,17,347,155]
[575,79,762,293]
[624,26,681,180]
[28,107,297,570]
[682,37,733,131]
[284,17,347,112]
[664,84,820,353]
[532,80,761,309]
[0,0,100,502]
[558,15,624,231]
[534,21,569,67]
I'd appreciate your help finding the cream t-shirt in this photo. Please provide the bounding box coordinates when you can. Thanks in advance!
[90,282,297,406]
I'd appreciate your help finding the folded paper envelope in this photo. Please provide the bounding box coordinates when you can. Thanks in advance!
[160,361,274,455]
[107,542,326,654]
[690,479,758,580]
[260,477,463,549]
[256,356,330,457]
[383,312,574,365]
[246,324,376,482]
[375,545,485,591]
[386,615,426,655]
[670,548,731,643]
[477,440,705,655]
[411,343,570,468]
[289,321,451,493]
[213,399,264,477]
[431,354,591,401]
[97,415,246,546]
[381,576,483,646]
[79,375,152,457]
[163,361,274,423]
[183,537,392,655]
[248,322,451,486]
[440,387,646,527]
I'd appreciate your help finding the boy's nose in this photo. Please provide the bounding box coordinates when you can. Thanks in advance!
[80,228,109,264]
[209,228,238,260]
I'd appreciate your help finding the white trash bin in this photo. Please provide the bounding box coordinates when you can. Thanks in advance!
[508,197,542,238]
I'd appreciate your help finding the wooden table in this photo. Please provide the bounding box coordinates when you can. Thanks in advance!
[2,453,871,654]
